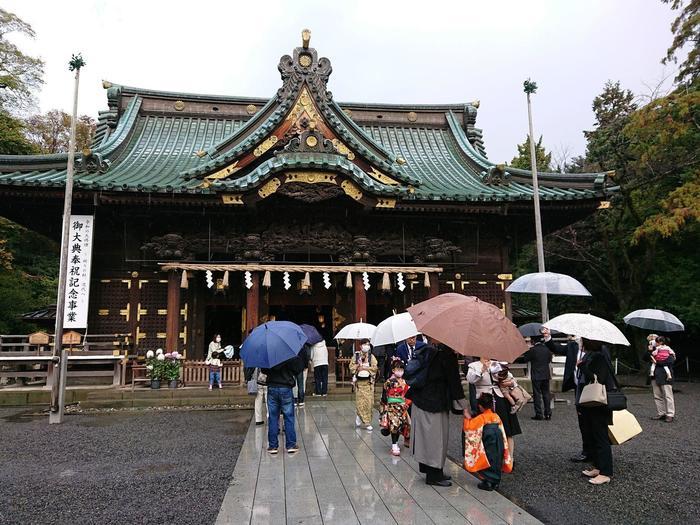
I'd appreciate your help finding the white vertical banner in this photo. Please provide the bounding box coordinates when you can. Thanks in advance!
[64,215,94,329]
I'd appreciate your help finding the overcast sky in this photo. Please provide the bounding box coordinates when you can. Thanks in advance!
[4,0,679,164]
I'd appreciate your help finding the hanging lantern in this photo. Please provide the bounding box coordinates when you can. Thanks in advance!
[396,272,406,292]
[380,272,391,293]
[205,270,214,289]
[180,270,188,289]
[424,272,431,288]
[345,272,352,288]
[244,271,253,289]
[223,270,230,288]
[362,271,370,290]
[262,271,272,288]
[322,272,331,289]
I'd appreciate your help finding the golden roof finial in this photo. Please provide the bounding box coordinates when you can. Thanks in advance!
[302,29,311,49]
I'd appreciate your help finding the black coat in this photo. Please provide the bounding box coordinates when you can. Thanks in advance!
[406,346,465,413]
[579,351,616,392]
[263,356,304,388]
[521,338,556,380]
[562,340,579,392]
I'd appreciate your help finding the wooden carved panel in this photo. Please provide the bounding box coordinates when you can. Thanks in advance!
[137,279,168,351]
[88,278,131,336]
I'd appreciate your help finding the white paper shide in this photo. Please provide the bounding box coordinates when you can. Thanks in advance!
[63,215,94,329]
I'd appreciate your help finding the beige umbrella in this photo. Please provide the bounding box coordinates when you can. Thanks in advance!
[407,293,528,362]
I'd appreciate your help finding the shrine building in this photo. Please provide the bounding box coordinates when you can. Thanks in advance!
[0,31,610,358]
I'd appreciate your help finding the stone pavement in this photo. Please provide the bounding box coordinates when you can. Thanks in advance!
[216,400,541,525]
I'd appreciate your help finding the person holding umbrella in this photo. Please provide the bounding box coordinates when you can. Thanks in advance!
[240,321,308,455]
[350,339,378,431]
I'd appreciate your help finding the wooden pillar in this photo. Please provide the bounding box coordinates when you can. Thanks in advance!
[245,271,260,335]
[428,273,439,298]
[165,271,181,352]
[353,273,367,322]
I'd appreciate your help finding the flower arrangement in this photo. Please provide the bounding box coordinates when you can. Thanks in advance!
[145,348,166,381]
[163,351,183,382]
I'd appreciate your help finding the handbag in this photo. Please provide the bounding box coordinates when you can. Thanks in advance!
[579,375,608,407]
[605,359,627,411]
[247,378,258,395]
[608,409,642,445]
[256,370,267,386]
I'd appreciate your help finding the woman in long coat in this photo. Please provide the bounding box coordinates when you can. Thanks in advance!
[407,344,469,487]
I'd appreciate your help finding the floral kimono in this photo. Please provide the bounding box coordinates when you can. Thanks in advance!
[463,409,513,484]
[380,376,411,440]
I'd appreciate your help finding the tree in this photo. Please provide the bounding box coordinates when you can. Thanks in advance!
[662,0,700,87]
[0,8,44,112]
[0,108,37,154]
[24,110,96,154]
[510,135,552,171]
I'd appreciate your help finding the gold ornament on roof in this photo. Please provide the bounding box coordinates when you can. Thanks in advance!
[367,167,400,186]
[407,111,417,122]
[396,157,406,165]
[200,160,241,188]
[174,100,185,111]
[299,54,312,67]
[341,179,363,201]
[331,139,355,160]
[253,135,279,157]
[246,104,257,115]
[258,177,281,198]
[302,29,311,48]
[305,135,318,147]
[286,87,322,123]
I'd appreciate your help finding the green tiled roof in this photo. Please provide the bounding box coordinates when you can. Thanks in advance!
[0,41,609,204]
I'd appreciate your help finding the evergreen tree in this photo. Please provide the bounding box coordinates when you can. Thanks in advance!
[510,135,552,172]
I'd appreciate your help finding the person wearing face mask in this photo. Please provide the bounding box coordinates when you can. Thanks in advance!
[380,357,411,456]
[349,338,378,431]
[207,334,222,361]
[467,357,522,460]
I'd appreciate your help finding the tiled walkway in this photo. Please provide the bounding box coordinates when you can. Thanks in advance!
[216,401,541,525]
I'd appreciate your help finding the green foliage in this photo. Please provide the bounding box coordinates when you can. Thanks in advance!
[0,217,58,333]
[24,110,96,154]
[163,355,182,381]
[662,0,700,87]
[510,135,552,171]
[0,8,44,111]
[0,109,37,154]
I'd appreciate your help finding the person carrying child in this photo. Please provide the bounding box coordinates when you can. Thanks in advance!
[495,365,527,414]
[206,350,223,390]
[651,335,675,381]
[463,392,513,491]
[380,357,411,456]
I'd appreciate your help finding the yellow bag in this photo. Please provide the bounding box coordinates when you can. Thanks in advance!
[607,409,642,445]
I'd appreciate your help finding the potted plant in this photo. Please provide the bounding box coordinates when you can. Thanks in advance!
[145,348,166,389]
[163,351,182,388]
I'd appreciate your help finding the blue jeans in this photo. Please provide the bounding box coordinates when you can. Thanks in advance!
[267,386,296,450]
[209,370,221,387]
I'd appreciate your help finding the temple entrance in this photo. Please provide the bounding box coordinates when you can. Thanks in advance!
[268,305,333,342]
[204,305,243,354]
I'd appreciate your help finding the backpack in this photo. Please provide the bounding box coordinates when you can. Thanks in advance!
[404,346,433,389]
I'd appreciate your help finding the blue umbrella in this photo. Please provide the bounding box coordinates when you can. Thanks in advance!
[299,324,324,345]
[240,321,308,369]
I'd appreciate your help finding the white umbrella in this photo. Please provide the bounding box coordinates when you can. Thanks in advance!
[623,309,684,332]
[334,322,377,341]
[544,313,630,346]
[506,272,591,296]
[371,312,419,346]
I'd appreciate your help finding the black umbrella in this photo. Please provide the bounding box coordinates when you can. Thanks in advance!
[518,322,560,337]
[299,324,324,345]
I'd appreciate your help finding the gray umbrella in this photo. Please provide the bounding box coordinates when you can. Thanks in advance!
[506,272,591,296]
[623,309,684,332]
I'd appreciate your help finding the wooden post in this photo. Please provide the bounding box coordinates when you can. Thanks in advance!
[245,271,260,335]
[353,273,366,322]
[428,273,439,298]
[166,271,181,352]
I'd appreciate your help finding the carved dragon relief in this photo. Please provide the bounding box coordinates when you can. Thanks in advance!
[140,223,461,263]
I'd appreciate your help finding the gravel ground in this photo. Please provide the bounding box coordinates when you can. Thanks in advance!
[448,383,700,525]
[0,407,251,525]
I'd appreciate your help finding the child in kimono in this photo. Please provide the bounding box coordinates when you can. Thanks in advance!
[495,366,526,414]
[463,392,513,491]
[380,357,411,456]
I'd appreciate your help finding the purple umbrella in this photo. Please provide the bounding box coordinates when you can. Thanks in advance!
[299,324,324,345]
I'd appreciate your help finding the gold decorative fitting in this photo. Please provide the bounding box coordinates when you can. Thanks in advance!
[331,139,355,160]
[156,333,166,339]
[375,198,396,208]
[253,135,279,157]
[305,135,318,147]
[340,179,363,201]
[285,171,336,184]
[299,54,312,67]
[367,167,400,186]
[98,309,109,316]
[287,88,322,123]
[258,177,281,198]
[497,273,513,280]
[157,309,168,315]
[221,194,244,205]
[343,108,353,118]
[82,147,92,157]
[302,28,311,48]
[598,201,611,209]
[396,157,406,165]
[194,149,207,158]
[471,100,480,108]
[202,160,240,188]
[407,111,417,122]
[246,104,257,115]
[102,80,113,89]
[174,100,185,111]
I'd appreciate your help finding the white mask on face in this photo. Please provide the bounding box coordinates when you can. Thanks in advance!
[394,370,404,378]
[215,337,221,343]
[361,344,370,353]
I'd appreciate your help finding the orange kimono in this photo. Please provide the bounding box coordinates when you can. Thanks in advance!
[463,409,513,475]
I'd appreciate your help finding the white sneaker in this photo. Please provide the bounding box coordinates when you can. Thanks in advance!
[365,425,373,431]
[391,444,401,456]
[356,416,362,427]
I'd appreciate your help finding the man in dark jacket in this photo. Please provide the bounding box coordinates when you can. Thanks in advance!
[395,335,426,364]
[262,355,304,454]
[521,328,556,420]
